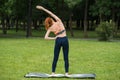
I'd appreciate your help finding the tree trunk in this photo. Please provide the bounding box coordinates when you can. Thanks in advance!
[1,17,7,34]
[111,3,118,35]
[84,0,88,38]
[66,19,69,29]
[69,14,74,37]
[91,20,94,30]
[112,8,115,22]
[96,18,100,25]
[6,16,10,30]
[81,19,84,30]
[76,19,80,29]
[16,19,19,32]
[117,18,120,30]
[99,13,104,22]
[33,19,38,30]
[26,0,32,37]
[112,0,115,22]
[23,21,26,30]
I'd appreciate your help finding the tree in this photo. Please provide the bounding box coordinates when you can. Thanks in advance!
[0,0,14,34]
[111,0,120,33]
[26,0,32,37]
[90,0,120,34]
[90,0,112,22]
[72,2,84,29]
[12,0,29,32]
[64,0,82,37]
[84,0,89,38]
[0,0,6,34]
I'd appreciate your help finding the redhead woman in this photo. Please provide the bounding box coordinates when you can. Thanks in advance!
[36,5,69,76]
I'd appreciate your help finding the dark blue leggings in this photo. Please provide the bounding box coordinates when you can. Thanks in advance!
[52,36,69,73]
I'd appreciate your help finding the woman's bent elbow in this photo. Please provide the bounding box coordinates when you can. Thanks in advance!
[44,36,50,40]
[44,37,47,39]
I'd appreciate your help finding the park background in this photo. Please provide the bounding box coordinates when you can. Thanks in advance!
[0,0,120,80]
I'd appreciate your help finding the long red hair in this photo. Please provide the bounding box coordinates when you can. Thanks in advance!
[44,17,53,30]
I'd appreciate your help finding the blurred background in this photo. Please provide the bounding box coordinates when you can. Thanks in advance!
[0,0,120,40]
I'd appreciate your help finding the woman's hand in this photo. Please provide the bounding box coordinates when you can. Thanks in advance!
[36,5,44,10]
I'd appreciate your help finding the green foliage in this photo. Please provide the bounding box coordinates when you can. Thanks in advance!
[64,0,82,9]
[12,0,29,20]
[96,21,115,41]
[90,0,111,17]
[0,0,13,16]
[72,1,85,20]
[113,0,120,17]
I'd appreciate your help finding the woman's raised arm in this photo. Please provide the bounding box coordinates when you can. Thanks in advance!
[36,5,61,22]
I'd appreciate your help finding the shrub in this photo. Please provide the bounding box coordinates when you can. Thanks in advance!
[96,21,115,41]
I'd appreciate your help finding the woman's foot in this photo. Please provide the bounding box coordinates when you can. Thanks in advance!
[65,73,71,77]
[50,72,55,77]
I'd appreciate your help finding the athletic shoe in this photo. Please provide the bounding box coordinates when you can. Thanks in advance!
[65,73,71,77]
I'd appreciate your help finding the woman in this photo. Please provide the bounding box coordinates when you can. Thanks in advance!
[36,5,69,76]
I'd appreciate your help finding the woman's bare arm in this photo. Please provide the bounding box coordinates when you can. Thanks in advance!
[44,29,56,40]
[36,5,61,22]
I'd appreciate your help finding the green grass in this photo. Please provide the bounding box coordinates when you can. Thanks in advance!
[0,37,120,80]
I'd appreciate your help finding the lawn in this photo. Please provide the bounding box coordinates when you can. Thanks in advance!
[0,37,120,80]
